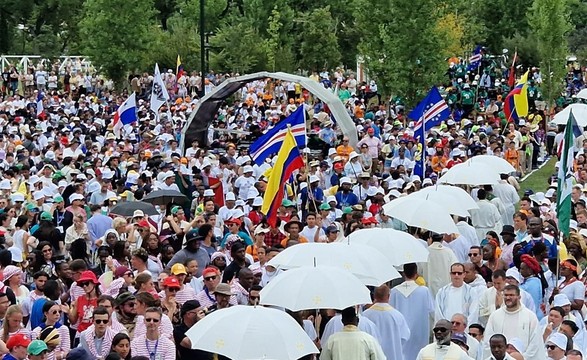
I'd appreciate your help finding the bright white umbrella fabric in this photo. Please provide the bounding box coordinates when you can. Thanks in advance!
[266,242,400,286]
[186,305,319,360]
[417,185,479,211]
[577,88,587,100]
[404,191,471,217]
[553,103,587,127]
[259,266,372,311]
[438,162,500,186]
[346,228,429,265]
[465,154,516,174]
[382,198,459,234]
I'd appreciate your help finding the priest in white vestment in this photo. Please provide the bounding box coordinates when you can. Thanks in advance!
[424,234,459,297]
[390,263,435,360]
[416,319,472,360]
[484,284,546,360]
[435,263,479,325]
[469,189,501,242]
[364,285,410,360]
[321,312,381,346]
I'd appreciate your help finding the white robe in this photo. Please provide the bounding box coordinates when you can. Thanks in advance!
[469,200,501,242]
[443,236,471,263]
[321,314,381,346]
[390,281,434,360]
[456,221,480,248]
[363,303,410,360]
[424,242,459,297]
[492,181,520,226]
[416,342,472,360]
[484,306,546,360]
[435,283,479,325]
[320,325,386,360]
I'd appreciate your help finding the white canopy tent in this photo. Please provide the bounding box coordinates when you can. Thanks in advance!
[180,71,358,152]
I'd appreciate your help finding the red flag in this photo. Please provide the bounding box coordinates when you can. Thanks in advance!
[507,51,518,88]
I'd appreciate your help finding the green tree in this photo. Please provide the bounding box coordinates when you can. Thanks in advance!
[79,0,158,85]
[357,0,446,105]
[296,6,341,71]
[530,0,570,104]
[264,6,282,72]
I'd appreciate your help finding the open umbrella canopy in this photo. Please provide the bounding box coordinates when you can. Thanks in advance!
[397,191,471,217]
[109,201,159,217]
[346,228,429,265]
[465,155,516,174]
[577,88,587,100]
[553,103,587,127]
[186,305,319,360]
[267,242,400,286]
[142,189,188,206]
[259,266,372,311]
[417,185,478,211]
[382,198,459,234]
[438,162,500,186]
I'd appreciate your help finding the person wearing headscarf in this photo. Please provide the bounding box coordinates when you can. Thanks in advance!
[519,254,545,319]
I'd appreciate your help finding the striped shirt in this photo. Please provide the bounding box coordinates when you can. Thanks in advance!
[32,324,71,353]
[134,314,173,340]
[195,288,238,308]
[79,326,117,358]
[102,278,126,298]
[158,286,197,305]
[69,282,85,303]
[131,335,176,360]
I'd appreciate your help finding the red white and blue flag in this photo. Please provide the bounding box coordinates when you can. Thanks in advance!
[113,93,137,138]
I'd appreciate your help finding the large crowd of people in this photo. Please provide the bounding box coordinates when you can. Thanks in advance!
[0,56,585,360]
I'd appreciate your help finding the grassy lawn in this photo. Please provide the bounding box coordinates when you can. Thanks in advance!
[517,158,556,197]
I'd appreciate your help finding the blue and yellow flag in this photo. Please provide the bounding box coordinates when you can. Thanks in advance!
[504,70,529,123]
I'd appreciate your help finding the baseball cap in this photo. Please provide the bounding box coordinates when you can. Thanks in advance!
[69,193,84,202]
[40,211,53,221]
[325,225,339,234]
[27,340,48,356]
[6,333,31,350]
[180,300,201,317]
[547,332,567,350]
[162,276,181,288]
[133,210,145,218]
[171,263,188,275]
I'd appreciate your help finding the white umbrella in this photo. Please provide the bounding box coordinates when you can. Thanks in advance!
[417,185,479,211]
[347,228,429,265]
[404,191,471,217]
[553,103,587,127]
[186,305,319,360]
[267,242,401,286]
[382,198,459,234]
[465,155,516,174]
[577,89,587,100]
[438,162,499,186]
[259,266,371,311]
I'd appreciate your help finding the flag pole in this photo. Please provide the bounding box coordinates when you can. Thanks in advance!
[419,117,426,177]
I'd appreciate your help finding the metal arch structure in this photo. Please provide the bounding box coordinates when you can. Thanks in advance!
[180,71,358,153]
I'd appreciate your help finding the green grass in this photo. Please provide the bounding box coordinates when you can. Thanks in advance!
[518,157,556,197]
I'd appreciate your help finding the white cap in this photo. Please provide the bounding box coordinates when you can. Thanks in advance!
[410,175,421,183]
[389,189,401,198]
[203,189,215,197]
[225,192,236,201]
[326,195,337,204]
[580,229,587,238]
[0,179,11,190]
[422,178,433,186]
[8,246,23,263]
[507,338,526,354]
[231,209,245,218]
[518,119,526,126]
[366,187,378,197]
[10,193,24,202]
[547,333,567,350]
[545,188,555,198]
[570,219,578,230]
[28,175,41,185]
[349,152,360,161]
[247,188,259,200]
[505,267,522,283]
[69,193,85,202]
[553,294,571,307]
[328,148,337,156]
[76,174,87,181]
[102,169,114,180]
[252,197,263,207]
[243,165,254,174]
[33,191,45,201]
[164,171,175,179]
[340,177,352,185]
[133,210,145,218]
[126,172,139,185]
[58,180,68,188]
[309,175,320,183]
[87,182,101,194]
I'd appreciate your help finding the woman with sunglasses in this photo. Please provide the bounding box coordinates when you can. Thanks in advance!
[69,270,101,335]
[109,333,131,360]
[160,277,181,326]
[32,301,70,358]
[103,266,135,298]
[37,242,57,279]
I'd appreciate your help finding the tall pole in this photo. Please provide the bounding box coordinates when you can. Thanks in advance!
[199,0,206,98]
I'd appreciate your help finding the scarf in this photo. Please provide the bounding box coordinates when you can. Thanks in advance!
[116,311,136,337]
[40,321,62,329]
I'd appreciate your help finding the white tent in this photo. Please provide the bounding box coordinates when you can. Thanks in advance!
[552,103,587,127]
[180,71,358,152]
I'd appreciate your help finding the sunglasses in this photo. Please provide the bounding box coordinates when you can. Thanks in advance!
[124,272,134,277]
[433,327,448,333]
[451,271,463,275]
[124,302,136,308]
[545,345,557,350]
[94,319,108,324]
[42,249,52,253]
[79,282,92,287]
[167,287,179,292]
[204,276,217,281]
[249,295,260,300]
[468,253,479,257]
[145,318,160,323]
[51,310,62,315]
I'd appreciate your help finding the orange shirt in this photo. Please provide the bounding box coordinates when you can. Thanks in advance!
[280,235,309,248]
[336,145,354,162]
[431,155,447,173]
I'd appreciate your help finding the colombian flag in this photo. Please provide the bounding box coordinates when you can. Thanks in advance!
[176,55,185,79]
[504,70,529,123]
[261,128,304,227]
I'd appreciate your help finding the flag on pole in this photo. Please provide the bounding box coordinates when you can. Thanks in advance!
[36,92,44,117]
[261,128,305,227]
[176,55,185,80]
[150,63,170,117]
[557,110,581,238]
[467,45,483,71]
[507,50,518,88]
[249,106,307,165]
[504,70,530,123]
[113,93,138,138]
[408,86,451,178]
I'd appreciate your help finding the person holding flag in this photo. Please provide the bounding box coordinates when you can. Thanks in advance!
[150,63,170,119]
[112,92,138,139]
